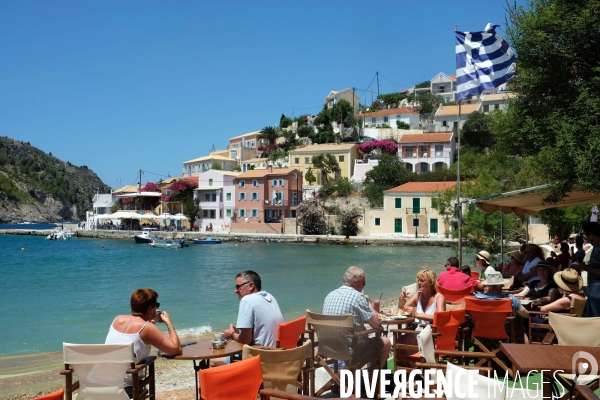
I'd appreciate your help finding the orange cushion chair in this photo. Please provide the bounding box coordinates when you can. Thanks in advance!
[276,316,306,349]
[200,356,263,400]
[34,389,65,400]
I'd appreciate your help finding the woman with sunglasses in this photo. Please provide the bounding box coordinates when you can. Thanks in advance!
[105,288,182,398]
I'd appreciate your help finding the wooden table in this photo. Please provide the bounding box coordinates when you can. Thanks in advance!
[159,338,243,400]
[500,343,600,398]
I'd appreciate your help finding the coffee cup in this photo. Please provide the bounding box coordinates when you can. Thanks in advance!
[154,310,163,323]
[214,333,225,342]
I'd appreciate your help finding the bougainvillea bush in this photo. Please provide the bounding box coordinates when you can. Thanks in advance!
[161,179,198,202]
[297,198,325,235]
[356,139,398,155]
[141,182,160,192]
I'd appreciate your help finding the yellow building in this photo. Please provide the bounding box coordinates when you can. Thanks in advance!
[289,143,359,185]
[364,181,457,237]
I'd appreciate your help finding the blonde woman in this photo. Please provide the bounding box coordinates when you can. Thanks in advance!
[398,269,446,327]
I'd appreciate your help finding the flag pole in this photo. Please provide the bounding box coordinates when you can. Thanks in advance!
[456,100,462,266]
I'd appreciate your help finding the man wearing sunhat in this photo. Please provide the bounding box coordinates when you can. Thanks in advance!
[474,271,529,318]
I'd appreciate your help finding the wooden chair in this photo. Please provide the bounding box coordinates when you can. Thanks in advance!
[575,384,600,400]
[465,297,516,378]
[242,340,314,396]
[276,316,307,349]
[33,389,64,400]
[470,271,480,281]
[305,310,382,398]
[61,342,156,400]
[436,284,473,303]
[571,296,587,317]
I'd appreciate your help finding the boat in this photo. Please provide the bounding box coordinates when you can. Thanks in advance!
[150,238,189,249]
[134,228,157,244]
[193,237,223,244]
[45,228,75,240]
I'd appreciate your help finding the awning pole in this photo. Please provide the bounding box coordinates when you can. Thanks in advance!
[456,100,462,266]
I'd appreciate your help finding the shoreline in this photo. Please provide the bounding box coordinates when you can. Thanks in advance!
[0,228,457,247]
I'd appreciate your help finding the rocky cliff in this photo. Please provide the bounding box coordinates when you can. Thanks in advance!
[0,137,111,223]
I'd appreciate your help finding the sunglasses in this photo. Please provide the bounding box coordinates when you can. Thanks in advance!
[235,281,251,291]
[154,302,160,308]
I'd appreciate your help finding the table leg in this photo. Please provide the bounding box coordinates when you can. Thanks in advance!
[193,360,209,400]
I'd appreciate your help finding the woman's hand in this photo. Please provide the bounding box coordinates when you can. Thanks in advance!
[160,311,173,327]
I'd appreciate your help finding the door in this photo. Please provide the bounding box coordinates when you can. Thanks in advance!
[430,218,438,234]
[394,218,402,233]
[413,198,421,214]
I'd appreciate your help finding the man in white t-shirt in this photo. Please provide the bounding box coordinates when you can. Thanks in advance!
[517,244,541,286]
[223,270,283,347]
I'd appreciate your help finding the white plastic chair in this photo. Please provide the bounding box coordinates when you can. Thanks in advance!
[62,342,136,400]
[445,362,506,400]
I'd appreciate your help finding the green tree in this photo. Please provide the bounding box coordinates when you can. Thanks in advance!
[494,0,600,201]
[378,92,406,107]
[280,129,297,151]
[183,198,200,226]
[538,206,593,240]
[297,124,314,138]
[311,153,340,184]
[297,198,325,234]
[334,177,353,197]
[396,120,410,129]
[462,111,494,147]
[305,167,317,185]
[258,126,282,146]
[211,162,223,170]
[362,154,414,206]
[279,114,292,128]
[332,205,363,239]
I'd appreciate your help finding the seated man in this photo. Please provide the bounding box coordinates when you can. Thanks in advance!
[438,256,483,291]
[323,266,391,368]
[474,271,528,318]
[223,270,283,346]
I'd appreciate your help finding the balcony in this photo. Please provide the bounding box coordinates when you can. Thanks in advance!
[264,200,289,207]
[406,207,427,214]
[402,150,452,159]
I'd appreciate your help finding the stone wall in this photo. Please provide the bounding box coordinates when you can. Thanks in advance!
[230,221,282,234]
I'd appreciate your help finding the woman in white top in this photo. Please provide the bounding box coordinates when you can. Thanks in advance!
[400,269,446,325]
[105,288,182,398]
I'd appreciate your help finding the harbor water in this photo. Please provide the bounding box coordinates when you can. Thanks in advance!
[1,234,455,357]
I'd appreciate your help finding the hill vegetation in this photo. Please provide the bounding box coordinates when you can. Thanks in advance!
[0,137,111,223]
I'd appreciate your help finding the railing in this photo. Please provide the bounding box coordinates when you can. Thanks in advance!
[406,207,427,214]
[402,150,452,159]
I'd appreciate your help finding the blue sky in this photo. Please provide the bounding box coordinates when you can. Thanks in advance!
[0,1,523,188]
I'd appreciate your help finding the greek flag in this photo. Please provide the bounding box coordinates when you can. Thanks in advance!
[455,23,515,101]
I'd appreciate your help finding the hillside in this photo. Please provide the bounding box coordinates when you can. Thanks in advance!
[0,137,111,223]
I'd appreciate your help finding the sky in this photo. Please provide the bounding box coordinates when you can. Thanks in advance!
[0,1,525,189]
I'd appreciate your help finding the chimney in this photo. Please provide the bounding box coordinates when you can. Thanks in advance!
[268,165,273,173]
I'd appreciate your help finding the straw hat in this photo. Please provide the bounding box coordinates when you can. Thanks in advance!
[531,260,556,276]
[569,233,577,240]
[554,268,583,293]
[507,250,524,264]
[476,250,491,266]
[481,271,510,286]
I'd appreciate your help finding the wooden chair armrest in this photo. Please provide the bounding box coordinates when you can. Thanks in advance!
[574,385,600,400]
[542,332,555,345]
[347,328,381,338]
[60,369,73,376]
[127,355,156,373]
[435,350,496,359]
[259,388,320,399]
[527,311,549,316]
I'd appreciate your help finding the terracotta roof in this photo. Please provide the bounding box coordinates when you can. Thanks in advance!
[435,103,480,117]
[357,107,418,118]
[183,154,236,164]
[229,130,261,140]
[399,133,453,143]
[289,143,356,154]
[481,93,516,102]
[113,185,139,194]
[236,168,298,179]
[385,181,457,193]
[448,75,456,80]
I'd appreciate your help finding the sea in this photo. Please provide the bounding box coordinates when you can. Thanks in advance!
[0,234,456,357]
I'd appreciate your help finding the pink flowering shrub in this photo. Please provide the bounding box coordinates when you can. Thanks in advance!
[165,179,198,202]
[141,182,160,192]
[357,140,398,155]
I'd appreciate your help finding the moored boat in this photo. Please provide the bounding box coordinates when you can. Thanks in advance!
[150,238,189,248]
[192,237,223,244]
[134,228,156,244]
[45,228,75,240]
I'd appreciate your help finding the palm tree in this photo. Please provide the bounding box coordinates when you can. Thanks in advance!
[311,153,340,184]
[258,126,282,146]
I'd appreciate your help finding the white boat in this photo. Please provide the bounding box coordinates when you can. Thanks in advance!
[134,228,157,244]
[150,238,189,249]
[45,228,75,240]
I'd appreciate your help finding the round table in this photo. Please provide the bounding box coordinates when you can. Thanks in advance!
[158,338,244,400]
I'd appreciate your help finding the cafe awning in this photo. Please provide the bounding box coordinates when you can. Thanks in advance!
[476,190,600,217]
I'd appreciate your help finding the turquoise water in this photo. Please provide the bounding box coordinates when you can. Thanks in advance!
[1,235,454,357]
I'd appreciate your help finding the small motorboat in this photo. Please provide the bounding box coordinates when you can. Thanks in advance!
[193,237,223,244]
[150,238,189,249]
[134,228,157,244]
[45,228,75,240]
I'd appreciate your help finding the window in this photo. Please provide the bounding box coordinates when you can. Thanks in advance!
[226,209,231,217]
[211,193,216,202]
[483,105,490,112]
[305,157,310,164]
[204,193,210,202]
[271,179,277,187]
[405,146,414,157]
[238,209,246,218]
[251,192,259,201]
[371,117,376,123]
[239,192,246,201]
[251,209,259,218]
[442,120,447,127]
[495,104,500,110]
[202,210,216,218]
[208,179,213,186]
[453,121,458,128]
[395,198,402,208]
[435,145,443,157]
[338,155,344,162]
[383,116,388,123]
[439,85,445,93]
[420,164,428,173]
[295,157,300,164]
[226,193,231,201]
[253,180,259,187]
[375,218,381,226]
[238,180,245,188]
[278,179,284,187]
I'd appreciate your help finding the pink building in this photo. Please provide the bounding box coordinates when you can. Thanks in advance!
[231,166,302,234]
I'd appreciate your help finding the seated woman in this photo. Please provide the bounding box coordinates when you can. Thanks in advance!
[398,269,446,328]
[515,261,560,307]
[550,242,571,271]
[502,250,524,278]
[105,288,182,398]
[540,268,585,313]
[460,265,471,276]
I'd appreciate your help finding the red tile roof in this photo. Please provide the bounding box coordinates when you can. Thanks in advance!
[385,181,457,193]
[357,107,418,117]
[399,133,453,143]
